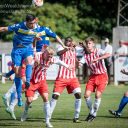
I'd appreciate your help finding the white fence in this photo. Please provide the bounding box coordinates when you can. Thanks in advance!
[114,55,128,85]
[0,54,59,83]
[0,54,11,83]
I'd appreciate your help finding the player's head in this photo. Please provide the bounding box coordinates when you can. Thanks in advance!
[64,37,73,47]
[85,37,95,51]
[43,46,55,61]
[104,38,109,46]
[119,40,124,47]
[26,14,37,29]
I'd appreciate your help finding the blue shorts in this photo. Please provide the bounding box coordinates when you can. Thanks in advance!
[11,46,33,66]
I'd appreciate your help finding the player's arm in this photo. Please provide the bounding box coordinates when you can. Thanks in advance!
[45,27,66,48]
[56,35,66,48]
[57,47,69,56]
[32,36,42,52]
[52,57,72,70]
[2,69,15,79]
[92,49,112,63]
[92,52,111,63]
[32,37,38,52]
[0,23,21,33]
[79,42,90,54]
[121,69,128,75]
[75,57,81,69]
[0,27,8,32]
[56,44,69,56]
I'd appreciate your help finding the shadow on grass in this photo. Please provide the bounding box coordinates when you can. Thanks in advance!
[50,115,128,122]
[0,122,20,127]
[23,117,44,122]
[97,115,128,119]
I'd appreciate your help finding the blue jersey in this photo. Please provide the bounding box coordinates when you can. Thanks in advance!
[36,26,57,52]
[8,22,40,48]
[36,37,50,52]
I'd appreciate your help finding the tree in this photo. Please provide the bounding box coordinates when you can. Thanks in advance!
[1,3,80,41]
[0,0,118,41]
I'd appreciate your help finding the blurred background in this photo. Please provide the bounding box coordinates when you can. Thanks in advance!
[0,0,128,85]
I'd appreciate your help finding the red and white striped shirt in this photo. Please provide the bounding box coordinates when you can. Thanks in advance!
[56,45,77,79]
[80,48,107,74]
[31,52,69,83]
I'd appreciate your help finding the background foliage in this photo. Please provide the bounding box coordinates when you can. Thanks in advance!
[0,0,120,41]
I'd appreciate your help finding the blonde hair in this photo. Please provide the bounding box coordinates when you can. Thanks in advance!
[45,46,55,55]
[85,37,95,43]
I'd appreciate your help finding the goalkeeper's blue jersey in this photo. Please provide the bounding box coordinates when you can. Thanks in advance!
[8,22,40,48]
[36,26,57,52]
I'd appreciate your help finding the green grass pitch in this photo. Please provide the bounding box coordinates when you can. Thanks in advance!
[0,81,128,128]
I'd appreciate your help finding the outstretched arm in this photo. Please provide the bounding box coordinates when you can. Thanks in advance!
[54,58,72,71]
[0,27,8,32]
[56,35,67,49]
[92,53,111,63]
[121,69,128,75]
[57,48,69,56]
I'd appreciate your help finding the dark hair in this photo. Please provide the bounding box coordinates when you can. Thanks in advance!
[26,14,36,22]
[65,37,73,41]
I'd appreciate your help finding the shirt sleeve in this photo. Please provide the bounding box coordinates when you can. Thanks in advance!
[104,45,113,54]
[56,44,64,52]
[8,23,20,32]
[52,57,69,68]
[98,48,106,55]
[45,27,57,38]
[79,56,86,64]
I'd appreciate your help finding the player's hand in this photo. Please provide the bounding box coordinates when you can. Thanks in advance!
[34,60,40,66]
[69,47,75,51]
[34,36,42,41]
[91,58,99,63]
[78,62,83,68]
[2,73,7,78]
[68,65,74,71]
[62,45,69,50]
[25,82,30,89]
[22,88,26,93]
[120,69,126,74]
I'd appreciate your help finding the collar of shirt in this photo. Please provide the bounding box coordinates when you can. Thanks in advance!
[24,22,39,30]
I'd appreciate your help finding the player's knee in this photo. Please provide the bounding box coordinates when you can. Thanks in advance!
[84,90,92,99]
[95,94,102,99]
[124,91,128,97]
[84,93,90,99]
[74,93,81,99]
[84,95,88,99]
[27,98,33,104]
[27,99,32,104]
[52,94,59,100]
[95,91,102,99]
[43,97,48,102]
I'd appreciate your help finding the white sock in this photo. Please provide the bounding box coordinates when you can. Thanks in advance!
[10,93,18,111]
[74,99,81,119]
[85,97,93,114]
[5,83,16,98]
[92,98,101,117]
[44,101,50,123]
[33,91,40,101]
[50,98,57,117]
[24,102,29,113]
